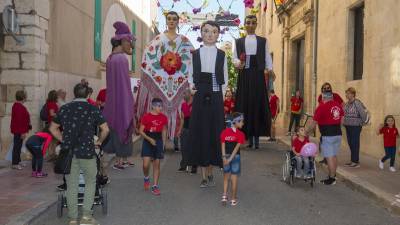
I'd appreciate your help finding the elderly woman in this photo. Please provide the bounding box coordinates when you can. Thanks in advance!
[343,87,367,168]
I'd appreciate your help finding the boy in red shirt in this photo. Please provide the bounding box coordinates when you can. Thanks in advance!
[268,90,279,142]
[10,90,31,170]
[377,115,399,172]
[292,126,311,178]
[309,91,344,185]
[288,90,303,135]
[221,112,245,206]
[139,98,168,196]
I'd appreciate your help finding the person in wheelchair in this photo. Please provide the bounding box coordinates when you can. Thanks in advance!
[292,126,312,179]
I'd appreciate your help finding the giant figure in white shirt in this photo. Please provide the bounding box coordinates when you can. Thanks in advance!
[232,15,274,149]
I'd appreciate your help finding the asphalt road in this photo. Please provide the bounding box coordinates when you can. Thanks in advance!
[31,141,400,225]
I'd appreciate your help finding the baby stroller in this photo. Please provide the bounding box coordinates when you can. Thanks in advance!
[57,147,108,217]
[282,114,317,187]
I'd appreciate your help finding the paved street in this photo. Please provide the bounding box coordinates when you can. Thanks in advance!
[31,141,399,225]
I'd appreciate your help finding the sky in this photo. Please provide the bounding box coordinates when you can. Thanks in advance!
[156,0,245,48]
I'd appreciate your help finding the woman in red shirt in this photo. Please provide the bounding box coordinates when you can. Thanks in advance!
[46,90,59,124]
[10,90,31,169]
[288,90,303,135]
[378,115,399,172]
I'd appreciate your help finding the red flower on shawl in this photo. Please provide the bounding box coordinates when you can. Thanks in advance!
[160,51,182,75]
[142,62,147,68]
[155,76,162,83]
[149,46,154,51]
[178,77,184,84]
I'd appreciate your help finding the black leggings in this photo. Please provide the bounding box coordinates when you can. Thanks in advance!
[26,145,43,172]
[288,113,301,132]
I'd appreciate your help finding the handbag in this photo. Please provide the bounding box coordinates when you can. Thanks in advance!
[54,111,88,174]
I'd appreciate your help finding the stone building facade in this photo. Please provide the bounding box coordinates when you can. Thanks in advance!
[0,0,157,157]
[253,0,400,158]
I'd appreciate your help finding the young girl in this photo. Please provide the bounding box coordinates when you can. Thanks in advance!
[221,112,245,206]
[378,115,399,172]
[292,126,311,178]
[139,98,168,195]
[177,90,197,174]
[25,128,53,177]
[224,89,235,117]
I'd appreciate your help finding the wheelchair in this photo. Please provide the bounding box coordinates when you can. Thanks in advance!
[282,151,317,187]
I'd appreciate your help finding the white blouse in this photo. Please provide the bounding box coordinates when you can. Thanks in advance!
[189,45,228,93]
[232,34,273,70]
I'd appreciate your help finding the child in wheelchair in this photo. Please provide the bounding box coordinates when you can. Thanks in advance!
[291,126,312,179]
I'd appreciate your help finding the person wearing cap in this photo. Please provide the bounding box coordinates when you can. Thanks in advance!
[102,21,136,170]
[308,91,344,185]
[343,87,368,168]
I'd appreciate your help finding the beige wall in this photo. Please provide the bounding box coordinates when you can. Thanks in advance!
[254,0,400,158]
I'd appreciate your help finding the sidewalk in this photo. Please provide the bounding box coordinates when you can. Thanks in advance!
[1,136,140,225]
[277,133,400,215]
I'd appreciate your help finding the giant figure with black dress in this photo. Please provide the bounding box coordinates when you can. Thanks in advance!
[233,15,274,149]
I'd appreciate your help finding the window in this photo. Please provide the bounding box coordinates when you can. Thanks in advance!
[352,3,364,80]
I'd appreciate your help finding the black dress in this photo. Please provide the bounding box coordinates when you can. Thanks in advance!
[234,36,271,138]
[188,48,225,167]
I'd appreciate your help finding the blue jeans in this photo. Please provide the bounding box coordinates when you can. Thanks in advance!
[295,156,311,176]
[381,146,396,167]
[345,126,362,163]
[26,144,43,172]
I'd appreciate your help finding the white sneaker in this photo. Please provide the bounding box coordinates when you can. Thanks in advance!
[395,194,400,199]
[390,167,396,172]
[379,161,384,170]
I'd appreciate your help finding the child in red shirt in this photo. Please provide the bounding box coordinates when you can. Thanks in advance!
[288,90,303,135]
[378,115,399,172]
[25,128,53,177]
[10,90,31,169]
[221,112,245,206]
[292,127,311,178]
[223,90,235,117]
[139,98,168,196]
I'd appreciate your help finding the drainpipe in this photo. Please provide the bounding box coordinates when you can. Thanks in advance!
[311,0,319,112]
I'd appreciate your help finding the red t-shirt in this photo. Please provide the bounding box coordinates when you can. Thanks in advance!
[269,95,279,118]
[46,101,59,123]
[379,127,399,147]
[224,99,235,115]
[313,100,344,125]
[290,97,303,113]
[141,113,168,133]
[10,102,31,134]
[181,102,192,118]
[87,98,97,106]
[220,128,246,154]
[292,136,310,154]
[96,89,106,103]
[318,92,343,105]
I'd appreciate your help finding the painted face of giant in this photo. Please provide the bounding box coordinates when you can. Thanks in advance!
[166,13,179,31]
[122,39,133,55]
[244,17,257,34]
[201,24,219,45]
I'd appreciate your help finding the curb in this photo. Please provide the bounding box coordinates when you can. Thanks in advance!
[277,137,400,216]
[7,136,141,225]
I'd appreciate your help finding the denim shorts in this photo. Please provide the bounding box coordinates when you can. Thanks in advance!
[141,138,164,159]
[223,154,241,175]
[321,135,342,158]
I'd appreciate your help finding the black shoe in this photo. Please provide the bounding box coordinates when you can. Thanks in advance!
[200,179,208,188]
[57,183,67,191]
[174,148,180,152]
[255,146,259,150]
[177,167,186,172]
[320,177,336,185]
[190,169,197,175]
[247,145,253,149]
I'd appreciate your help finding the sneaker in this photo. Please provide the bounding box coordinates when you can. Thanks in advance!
[31,171,37,177]
[395,194,400,199]
[35,172,48,178]
[348,163,360,168]
[68,220,78,225]
[144,178,151,191]
[208,175,216,187]
[151,185,161,196]
[12,165,23,170]
[379,160,384,170]
[80,216,99,225]
[122,162,135,168]
[390,167,396,172]
[57,183,67,191]
[177,167,186,173]
[112,164,125,170]
[344,162,353,167]
[320,177,336,185]
[200,179,208,188]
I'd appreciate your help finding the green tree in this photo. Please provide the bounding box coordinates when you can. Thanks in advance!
[226,51,238,92]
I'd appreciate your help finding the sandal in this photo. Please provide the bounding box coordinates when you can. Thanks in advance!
[230,199,238,206]
[221,194,228,206]
[122,161,135,167]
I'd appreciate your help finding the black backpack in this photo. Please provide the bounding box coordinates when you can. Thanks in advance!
[40,103,48,122]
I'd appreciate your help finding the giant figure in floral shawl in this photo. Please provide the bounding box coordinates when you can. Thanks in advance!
[137,11,194,141]
[102,21,136,169]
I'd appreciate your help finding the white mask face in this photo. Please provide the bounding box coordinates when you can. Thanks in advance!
[201,24,219,45]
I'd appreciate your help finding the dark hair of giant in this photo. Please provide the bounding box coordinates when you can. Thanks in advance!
[245,15,257,23]
[201,20,220,32]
